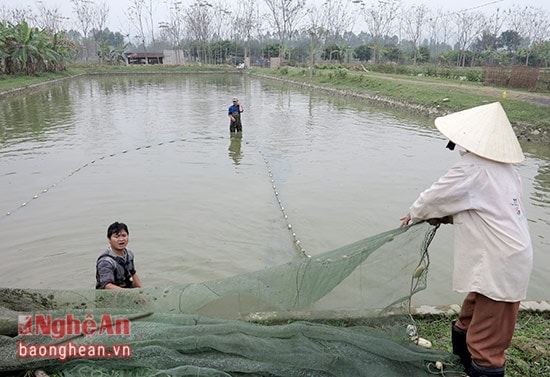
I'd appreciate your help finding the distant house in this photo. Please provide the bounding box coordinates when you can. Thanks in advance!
[163,50,187,65]
[126,52,164,65]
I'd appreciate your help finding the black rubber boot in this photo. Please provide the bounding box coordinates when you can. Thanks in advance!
[451,320,471,374]
[470,361,505,377]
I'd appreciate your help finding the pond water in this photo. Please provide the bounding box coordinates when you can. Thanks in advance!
[0,73,548,307]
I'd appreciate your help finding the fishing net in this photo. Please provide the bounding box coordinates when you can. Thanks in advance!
[0,222,462,376]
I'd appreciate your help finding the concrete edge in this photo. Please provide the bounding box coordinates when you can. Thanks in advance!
[412,300,550,315]
[242,301,550,322]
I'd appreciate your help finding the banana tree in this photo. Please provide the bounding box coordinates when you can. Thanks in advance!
[0,22,77,74]
[97,41,128,65]
[2,21,37,74]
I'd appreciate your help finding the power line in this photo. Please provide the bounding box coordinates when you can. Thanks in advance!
[456,0,504,14]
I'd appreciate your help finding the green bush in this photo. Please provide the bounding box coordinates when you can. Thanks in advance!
[395,65,411,75]
[424,66,438,77]
[336,69,348,79]
[466,70,482,82]
[439,68,453,79]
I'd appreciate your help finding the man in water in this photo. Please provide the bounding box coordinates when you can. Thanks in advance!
[96,221,143,289]
[228,97,244,133]
[400,102,532,377]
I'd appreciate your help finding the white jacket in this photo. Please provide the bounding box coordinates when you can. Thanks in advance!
[410,152,533,302]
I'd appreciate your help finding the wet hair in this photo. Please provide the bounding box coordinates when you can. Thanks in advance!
[107,222,129,238]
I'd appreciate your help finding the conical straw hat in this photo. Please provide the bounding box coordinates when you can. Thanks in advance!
[434,102,525,163]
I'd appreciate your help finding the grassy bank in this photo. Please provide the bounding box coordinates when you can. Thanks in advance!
[0,65,230,93]
[414,311,550,376]
[0,68,85,92]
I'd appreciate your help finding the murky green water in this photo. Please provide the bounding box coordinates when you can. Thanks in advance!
[0,74,548,306]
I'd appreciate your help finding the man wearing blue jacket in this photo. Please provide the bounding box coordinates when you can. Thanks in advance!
[228,97,244,132]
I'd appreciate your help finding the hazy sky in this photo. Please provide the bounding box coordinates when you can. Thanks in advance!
[3,0,549,34]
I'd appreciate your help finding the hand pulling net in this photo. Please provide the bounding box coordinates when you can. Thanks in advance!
[0,223,461,376]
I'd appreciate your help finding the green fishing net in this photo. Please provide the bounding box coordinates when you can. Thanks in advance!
[0,223,461,376]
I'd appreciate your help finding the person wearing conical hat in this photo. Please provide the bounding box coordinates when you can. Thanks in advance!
[400,102,533,377]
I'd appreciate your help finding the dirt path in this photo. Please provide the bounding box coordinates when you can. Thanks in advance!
[370,74,550,107]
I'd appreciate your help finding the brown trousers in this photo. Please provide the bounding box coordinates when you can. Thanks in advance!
[455,292,520,368]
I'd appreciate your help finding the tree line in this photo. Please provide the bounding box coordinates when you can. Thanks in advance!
[1,0,549,76]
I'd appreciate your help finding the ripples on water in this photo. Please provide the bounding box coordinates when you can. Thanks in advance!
[0,74,548,305]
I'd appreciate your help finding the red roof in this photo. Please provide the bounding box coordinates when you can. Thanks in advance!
[129,52,164,58]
